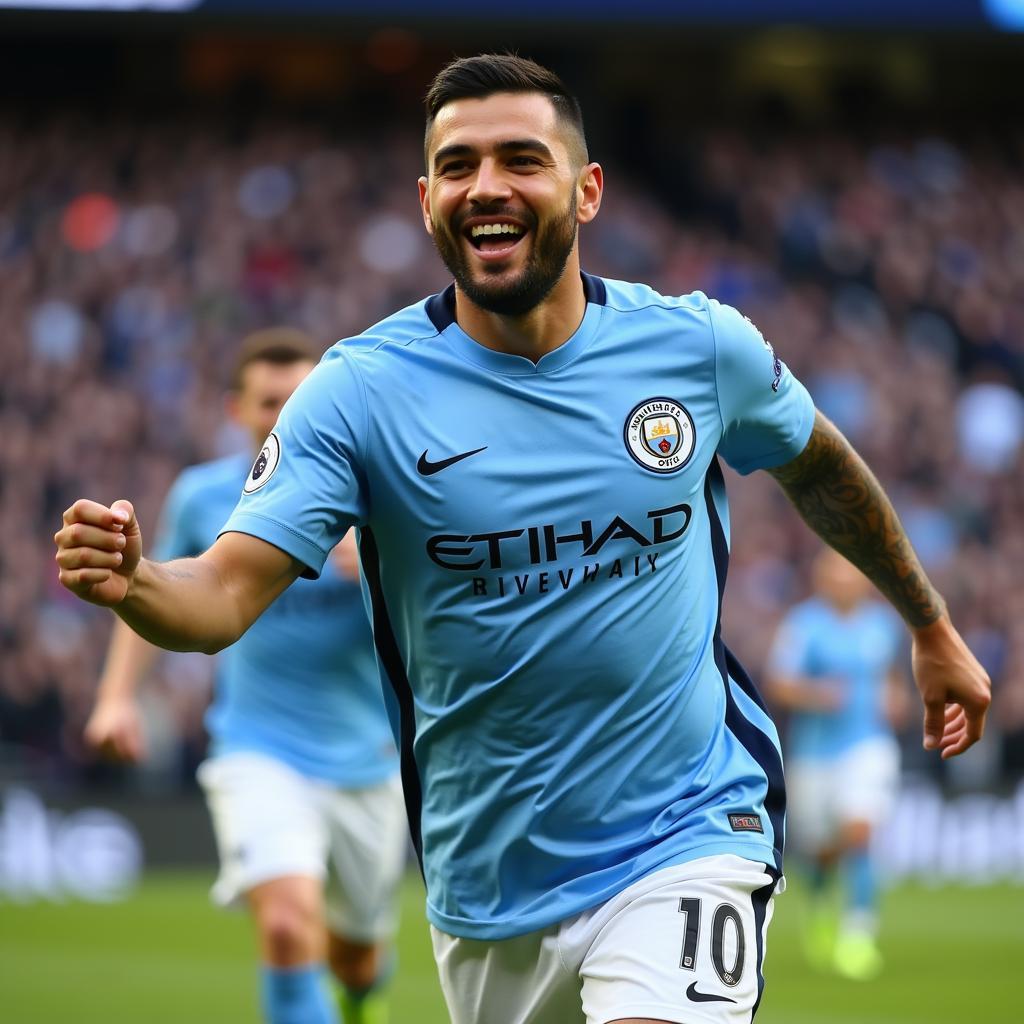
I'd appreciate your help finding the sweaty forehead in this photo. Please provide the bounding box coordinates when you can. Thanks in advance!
[427,92,565,163]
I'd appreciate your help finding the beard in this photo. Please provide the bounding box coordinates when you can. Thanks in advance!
[431,192,578,317]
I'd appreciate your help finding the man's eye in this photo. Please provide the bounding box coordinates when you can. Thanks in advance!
[440,161,470,174]
[509,156,540,167]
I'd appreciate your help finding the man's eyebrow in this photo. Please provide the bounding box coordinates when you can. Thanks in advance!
[432,138,555,169]
[495,138,555,160]
[432,143,474,168]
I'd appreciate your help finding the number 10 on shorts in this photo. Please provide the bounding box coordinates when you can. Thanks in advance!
[678,897,746,986]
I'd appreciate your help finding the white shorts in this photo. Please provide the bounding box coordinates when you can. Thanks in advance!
[431,855,782,1024]
[786,736,900,855]
[197,751,407,942]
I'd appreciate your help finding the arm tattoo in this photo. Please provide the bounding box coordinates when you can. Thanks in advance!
[767,411,945,627]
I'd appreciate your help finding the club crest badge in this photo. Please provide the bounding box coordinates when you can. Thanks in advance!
[624,398,696,474]
[243,432,281,494]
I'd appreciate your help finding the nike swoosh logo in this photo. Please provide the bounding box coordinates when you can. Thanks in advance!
[686,982,736,1004]
[417,446,488,476]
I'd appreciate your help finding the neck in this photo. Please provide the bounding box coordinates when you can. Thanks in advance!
[454,256,586,364]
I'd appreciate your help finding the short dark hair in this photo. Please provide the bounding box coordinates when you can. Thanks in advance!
[424,53,588,166]
[231,327,319,391]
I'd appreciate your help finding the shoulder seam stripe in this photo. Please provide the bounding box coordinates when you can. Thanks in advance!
[357,328,444,354]
[602,300,708,316]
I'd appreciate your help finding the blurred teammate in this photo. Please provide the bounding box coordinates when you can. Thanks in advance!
[766,548,908,980]
[59,56,990,1024]
[83,329,405,1024]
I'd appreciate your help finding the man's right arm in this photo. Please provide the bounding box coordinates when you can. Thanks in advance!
[55,498,303,654]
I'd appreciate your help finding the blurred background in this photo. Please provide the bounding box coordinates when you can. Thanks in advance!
[0,2,1022,1021]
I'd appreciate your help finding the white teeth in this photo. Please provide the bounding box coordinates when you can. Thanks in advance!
[470,223,524,238]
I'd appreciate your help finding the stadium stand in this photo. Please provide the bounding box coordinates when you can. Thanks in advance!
[1,105,1021,790]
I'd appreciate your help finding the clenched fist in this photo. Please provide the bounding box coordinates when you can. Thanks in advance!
[84,696,146,762]
[54,499,143,606]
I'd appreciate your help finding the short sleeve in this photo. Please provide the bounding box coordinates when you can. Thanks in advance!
[220,347,369,578]
[711,300,815,474]
[150,474,202,562]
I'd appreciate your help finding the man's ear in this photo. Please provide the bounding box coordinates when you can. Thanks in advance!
[418,177,435,236]
[576,162,603,225]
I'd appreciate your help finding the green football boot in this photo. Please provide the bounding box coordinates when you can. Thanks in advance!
[833,929,883,981]
[339,988,389,1024]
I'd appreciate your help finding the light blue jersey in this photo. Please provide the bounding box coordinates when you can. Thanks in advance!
[223,275,816,939]
[768,598,904,760]
[153,453,396,786]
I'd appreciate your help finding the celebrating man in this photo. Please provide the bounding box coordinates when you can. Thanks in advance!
[56,55,989,1024]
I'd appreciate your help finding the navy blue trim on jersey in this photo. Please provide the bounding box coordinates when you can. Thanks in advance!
[704,457,786,872]
[359,526,424,871]
[425,285,457,332]
[723,646,785,870]
[750,867,781,1019]
[425,273,607,335]
[581,271,607,306]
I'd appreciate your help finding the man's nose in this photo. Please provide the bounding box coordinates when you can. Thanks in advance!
[467,159,513,205]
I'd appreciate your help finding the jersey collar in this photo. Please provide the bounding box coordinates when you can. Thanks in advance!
[429,273,607,376]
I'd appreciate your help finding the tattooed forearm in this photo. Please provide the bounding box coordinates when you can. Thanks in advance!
[768,411,946,628]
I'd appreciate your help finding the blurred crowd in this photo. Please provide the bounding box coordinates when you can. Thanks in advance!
[1,109,1022,792]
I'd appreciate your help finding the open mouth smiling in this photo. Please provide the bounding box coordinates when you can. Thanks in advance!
[463,220,528,258]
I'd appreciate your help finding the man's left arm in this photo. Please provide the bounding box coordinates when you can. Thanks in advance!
[767,410,991,758]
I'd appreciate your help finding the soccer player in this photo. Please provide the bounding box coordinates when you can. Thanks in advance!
[765,548,909,980]
[82,329,406,1024]
[57,56,991,1024]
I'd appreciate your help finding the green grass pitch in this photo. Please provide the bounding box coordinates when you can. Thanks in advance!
[0,872,1015,1022]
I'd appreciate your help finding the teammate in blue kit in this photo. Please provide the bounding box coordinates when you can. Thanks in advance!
[83,330,405,1024]
[766,548,909,980]
[59,55,991,1024]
